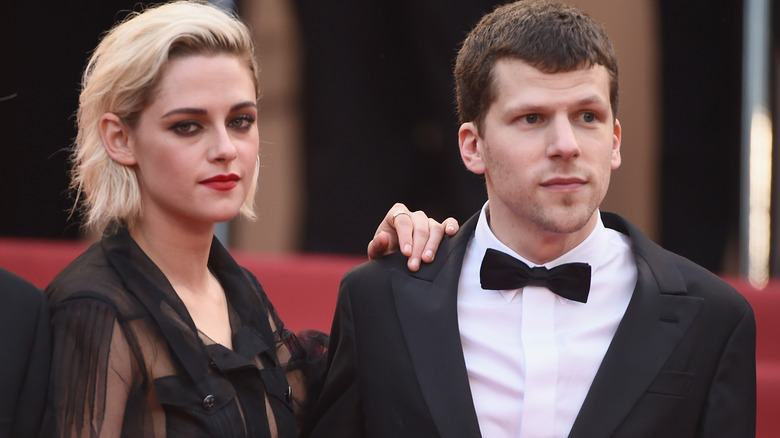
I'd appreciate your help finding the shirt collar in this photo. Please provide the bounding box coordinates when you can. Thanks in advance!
[473,201,608,270]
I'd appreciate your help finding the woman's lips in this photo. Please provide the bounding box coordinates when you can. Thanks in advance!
[200,174,239,191]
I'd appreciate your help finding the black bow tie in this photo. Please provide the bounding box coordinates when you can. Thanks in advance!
[479,248,592,303]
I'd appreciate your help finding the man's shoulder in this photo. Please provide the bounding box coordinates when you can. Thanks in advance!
[339,212,476,303]
[342,252,410,287]
[663,249,747,304]
[0,267,45,317]
[0,267,41,295]
[603,211,749,309]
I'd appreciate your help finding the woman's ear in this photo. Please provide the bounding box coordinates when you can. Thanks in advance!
[100,113,137,165]
[459,122,486,175]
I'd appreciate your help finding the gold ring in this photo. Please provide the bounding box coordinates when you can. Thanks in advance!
[392,210,411,224]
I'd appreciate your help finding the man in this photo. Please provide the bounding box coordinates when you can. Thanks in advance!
[304,1,756,437]
[0,268,50,438]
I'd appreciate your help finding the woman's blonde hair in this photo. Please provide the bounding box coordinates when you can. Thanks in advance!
[72,0,261,232]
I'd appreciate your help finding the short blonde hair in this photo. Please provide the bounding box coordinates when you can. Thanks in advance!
[72,0,261,232]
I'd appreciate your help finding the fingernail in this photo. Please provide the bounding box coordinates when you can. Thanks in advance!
[411,258,420,270]
[446,226,455,233]
[404,244,412,254]
[424,250,433,260]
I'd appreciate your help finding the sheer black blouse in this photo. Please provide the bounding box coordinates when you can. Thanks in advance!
[44,227,314,437]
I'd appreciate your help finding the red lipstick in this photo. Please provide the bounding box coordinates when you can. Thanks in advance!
[200,174,239,191]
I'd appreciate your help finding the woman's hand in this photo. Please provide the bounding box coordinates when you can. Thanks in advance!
[367,203,459,272]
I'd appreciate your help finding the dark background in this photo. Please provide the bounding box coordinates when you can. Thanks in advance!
[1,0,774,275]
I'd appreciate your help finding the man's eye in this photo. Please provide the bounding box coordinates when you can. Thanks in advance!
[524,114,539,124]
[582,112,596,123]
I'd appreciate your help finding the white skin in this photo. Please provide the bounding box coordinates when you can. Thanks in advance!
[101,54,260,348]
[99,53,459,348]
[459,58,622,264]
[368,203,459,270]
[94,53,456,435]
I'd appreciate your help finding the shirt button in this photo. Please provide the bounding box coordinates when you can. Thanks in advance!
[208,360,218,370]
[203,394,216,410]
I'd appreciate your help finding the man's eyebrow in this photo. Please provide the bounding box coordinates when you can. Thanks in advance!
[506,96,607,113]
[572,95,608,107]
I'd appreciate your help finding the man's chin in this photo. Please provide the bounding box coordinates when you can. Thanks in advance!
[536,207,596,235]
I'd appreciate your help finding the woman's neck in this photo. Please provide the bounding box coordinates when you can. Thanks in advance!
[130,216,233,349]
[128,216,216,293]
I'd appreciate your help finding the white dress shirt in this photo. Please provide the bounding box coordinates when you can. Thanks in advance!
[457,203,636,437]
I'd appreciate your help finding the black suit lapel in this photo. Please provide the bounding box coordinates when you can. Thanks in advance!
[569,213,704,437]
[392,215,482,438]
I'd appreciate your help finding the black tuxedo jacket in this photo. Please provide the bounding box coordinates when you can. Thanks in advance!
[305,212,756,437]
[0,268,50,438]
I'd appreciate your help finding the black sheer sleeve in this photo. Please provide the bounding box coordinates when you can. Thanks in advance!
[44,298,139,437]
[256,283,330,429]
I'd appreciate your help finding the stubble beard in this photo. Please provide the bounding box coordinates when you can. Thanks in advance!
[531,166,611,235]
[527,193,598,235]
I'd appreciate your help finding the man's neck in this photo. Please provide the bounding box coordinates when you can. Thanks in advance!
[485,206,599,265]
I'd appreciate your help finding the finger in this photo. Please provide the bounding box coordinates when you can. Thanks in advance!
[367,203,409,259]
[406,210,432,271]
[392,210,415,257]
[367,231,392,260]
[420,217,446,263]
[442,217,460,236]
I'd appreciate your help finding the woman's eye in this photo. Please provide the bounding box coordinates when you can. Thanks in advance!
[171,121,201,135]
[228,115,256,130]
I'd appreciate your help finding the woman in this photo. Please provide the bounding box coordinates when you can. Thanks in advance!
[44,2,455,437]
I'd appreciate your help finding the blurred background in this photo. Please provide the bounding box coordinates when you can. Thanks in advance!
[1,0,778,278]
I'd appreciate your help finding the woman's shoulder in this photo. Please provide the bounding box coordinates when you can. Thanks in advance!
[46,241,127,309]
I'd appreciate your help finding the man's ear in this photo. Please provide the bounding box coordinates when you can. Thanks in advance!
[611,118,622,170]
[100,113,137,165]
[459,122,486,175]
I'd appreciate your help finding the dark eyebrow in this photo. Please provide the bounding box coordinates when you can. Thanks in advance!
[572,96,608,108]
[162,107,206,118]
[161,101,257,118]
[507,94,608,114]
[231,101,258,112]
